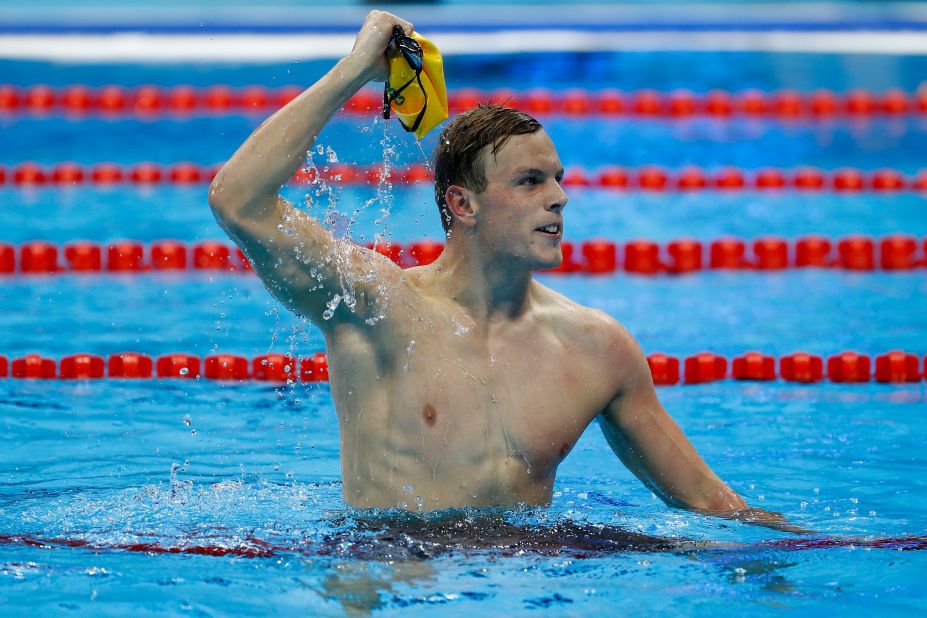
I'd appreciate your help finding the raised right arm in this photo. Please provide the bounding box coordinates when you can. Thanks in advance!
[207,11,413,328]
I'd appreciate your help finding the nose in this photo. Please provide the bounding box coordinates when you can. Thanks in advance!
[546,179,568,212]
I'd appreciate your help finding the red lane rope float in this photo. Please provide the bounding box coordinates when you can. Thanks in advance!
[1,351,923,384]
[4,162,927,193]
[3,85,927,119]
[647,351,926,385]
[2,236,923,276]
[0,352,331,382]
[1,241,254,274]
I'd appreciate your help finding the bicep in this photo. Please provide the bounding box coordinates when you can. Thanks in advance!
[218,195,404,327]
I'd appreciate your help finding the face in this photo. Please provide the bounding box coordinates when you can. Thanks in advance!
[465,130,568,270]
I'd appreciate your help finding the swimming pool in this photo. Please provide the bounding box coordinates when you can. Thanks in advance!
[2,9,927,617]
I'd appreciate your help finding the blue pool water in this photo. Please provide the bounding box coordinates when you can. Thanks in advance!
[2,43,927,617]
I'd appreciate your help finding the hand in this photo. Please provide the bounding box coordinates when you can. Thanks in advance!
[348,10,414,83]
[728,507,815,534]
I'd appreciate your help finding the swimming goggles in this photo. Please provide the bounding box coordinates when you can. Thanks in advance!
[383,25,428,134]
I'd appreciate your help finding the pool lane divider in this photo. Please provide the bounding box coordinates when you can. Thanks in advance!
[2,85,927,119]
[0,531,924,560]
[0,352,328,382]
[0,351,924,385]
[2,236,925,275]
[0,531,925,560]
[4,161,927,193]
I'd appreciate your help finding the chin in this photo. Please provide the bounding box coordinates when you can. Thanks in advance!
[530,250,563,271]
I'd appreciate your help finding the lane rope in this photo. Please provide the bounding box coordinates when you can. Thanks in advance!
[0,350,923,385]
[3,162,927,193]
[1,531,924,560]
[0,236,924,275]
[2,85,927,119]
[0,531,925,559]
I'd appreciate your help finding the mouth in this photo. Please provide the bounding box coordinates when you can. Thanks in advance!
[534,223,562,238]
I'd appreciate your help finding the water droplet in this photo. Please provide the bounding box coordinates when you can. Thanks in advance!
[402,484,414,494]
[403,340,416,371]
[322,294,342,320]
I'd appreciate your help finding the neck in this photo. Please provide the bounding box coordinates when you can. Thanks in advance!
[429,230,534,325]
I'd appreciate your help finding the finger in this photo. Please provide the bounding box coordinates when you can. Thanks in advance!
[373,10,413,36]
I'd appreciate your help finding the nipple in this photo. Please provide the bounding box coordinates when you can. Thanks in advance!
[423,404,437,427]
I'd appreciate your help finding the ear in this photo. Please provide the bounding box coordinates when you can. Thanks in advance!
[444,185,477,229]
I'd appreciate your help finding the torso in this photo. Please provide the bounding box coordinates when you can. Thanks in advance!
[324,271,624,511]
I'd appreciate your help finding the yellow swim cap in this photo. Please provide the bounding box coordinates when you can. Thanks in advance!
[383,28,448,140]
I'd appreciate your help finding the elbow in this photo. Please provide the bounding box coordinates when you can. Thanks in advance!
[208,172,232,215]
[208,167,276,228]
[207,172,247,232]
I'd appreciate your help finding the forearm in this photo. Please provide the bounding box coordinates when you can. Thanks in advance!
[684,478,748,514]
[208,54,373,219]
[598,400,749,513]
[622,432,748,513]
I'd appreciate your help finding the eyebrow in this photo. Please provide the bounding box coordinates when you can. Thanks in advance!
[513,167,566,179]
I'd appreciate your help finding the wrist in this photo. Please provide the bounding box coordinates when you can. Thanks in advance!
[339,52,381,85]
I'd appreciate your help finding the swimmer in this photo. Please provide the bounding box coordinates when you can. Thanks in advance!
[209,10,801,532]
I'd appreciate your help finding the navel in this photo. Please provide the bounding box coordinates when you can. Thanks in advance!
[559,442,570,459]
[423,404,437,427]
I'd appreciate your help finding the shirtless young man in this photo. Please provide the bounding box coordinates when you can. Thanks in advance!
[209,11,794,529]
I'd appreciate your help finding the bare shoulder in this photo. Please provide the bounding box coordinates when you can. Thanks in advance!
[532,281,641,362]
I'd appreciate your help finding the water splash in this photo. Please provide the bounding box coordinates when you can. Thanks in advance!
[322,294,342,320]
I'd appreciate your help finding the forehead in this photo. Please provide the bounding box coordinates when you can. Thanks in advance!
[483,130,562,178]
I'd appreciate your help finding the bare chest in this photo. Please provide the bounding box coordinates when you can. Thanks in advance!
[328,312,611,474]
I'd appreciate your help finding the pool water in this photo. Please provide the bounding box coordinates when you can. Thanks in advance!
[2,47,927,616]
[2,370,926,615]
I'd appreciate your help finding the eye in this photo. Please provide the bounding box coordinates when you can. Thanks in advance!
[519,176,540,186]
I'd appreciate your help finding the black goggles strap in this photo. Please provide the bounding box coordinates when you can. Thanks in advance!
[382,27,428,133]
